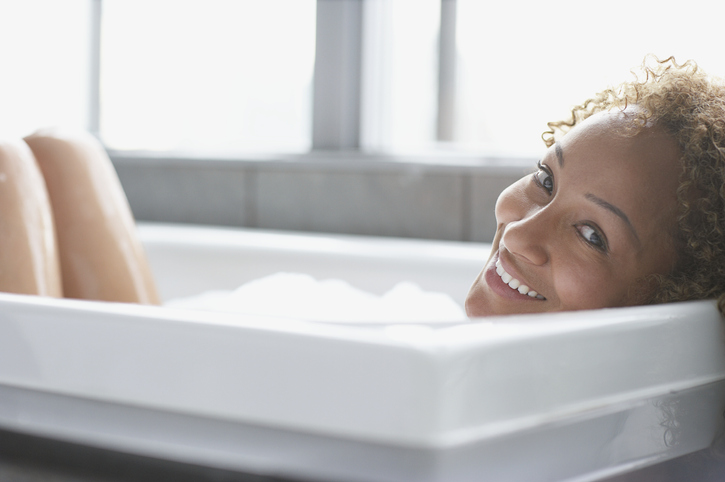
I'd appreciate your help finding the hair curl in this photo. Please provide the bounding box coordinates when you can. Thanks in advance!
[542,55,725,311]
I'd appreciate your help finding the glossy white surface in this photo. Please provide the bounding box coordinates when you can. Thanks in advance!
[0,223,724,481]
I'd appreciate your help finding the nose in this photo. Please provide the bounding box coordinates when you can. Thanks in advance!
[494,179,552,266]
[499,209,550,266]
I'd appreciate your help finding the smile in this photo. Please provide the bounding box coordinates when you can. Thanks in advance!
[495,259,545,300]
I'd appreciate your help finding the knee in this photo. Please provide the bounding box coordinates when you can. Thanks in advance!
[0,138,62,297]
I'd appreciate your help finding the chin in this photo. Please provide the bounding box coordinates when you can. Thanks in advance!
[464,296,478,318]
[464,281,494,318]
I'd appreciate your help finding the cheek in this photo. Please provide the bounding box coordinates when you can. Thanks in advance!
[553,263,625,310]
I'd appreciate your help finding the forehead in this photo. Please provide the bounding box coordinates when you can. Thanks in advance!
[556,110,681,182]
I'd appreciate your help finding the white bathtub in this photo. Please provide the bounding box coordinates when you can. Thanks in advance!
[1,223,724,481]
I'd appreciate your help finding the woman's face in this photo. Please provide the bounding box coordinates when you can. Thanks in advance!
[465,111,683,317]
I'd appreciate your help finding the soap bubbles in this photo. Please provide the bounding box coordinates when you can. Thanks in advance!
[166,272,466,323]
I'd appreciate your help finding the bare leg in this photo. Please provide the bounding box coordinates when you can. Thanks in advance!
[24,128,160,304]
[0,139,62,297]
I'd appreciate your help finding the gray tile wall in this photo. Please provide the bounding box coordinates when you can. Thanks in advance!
[112,155,529,243]
[255,169,464,239]
[116,164,250,227]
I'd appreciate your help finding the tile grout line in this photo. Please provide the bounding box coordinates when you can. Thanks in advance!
[461,173,472,242]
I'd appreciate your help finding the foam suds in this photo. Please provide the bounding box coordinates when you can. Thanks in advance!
[166,272,467,323]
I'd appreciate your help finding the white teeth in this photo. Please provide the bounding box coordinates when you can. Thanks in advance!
[495,259,545,300]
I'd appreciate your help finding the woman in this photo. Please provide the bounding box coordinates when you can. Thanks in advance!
[5,56,725,318]
[467,56,725,317]
[465,108,682,316]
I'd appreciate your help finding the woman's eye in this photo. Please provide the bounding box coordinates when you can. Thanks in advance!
[533,161,554,195]
[578,224,607,251]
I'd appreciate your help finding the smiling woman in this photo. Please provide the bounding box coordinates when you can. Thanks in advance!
[466,110,682,315]
[466,56,725,317]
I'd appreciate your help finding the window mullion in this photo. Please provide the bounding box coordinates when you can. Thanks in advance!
[437,0,457,142]
[89,0,102,137]
[312,0,364,150]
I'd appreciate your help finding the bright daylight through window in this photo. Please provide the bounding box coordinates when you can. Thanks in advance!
[2,0,725,159]
[101,0,316,153]
[0,0,90,140]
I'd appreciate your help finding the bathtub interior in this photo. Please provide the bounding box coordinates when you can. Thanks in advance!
[142,223,488,308]
[0,222,724,482]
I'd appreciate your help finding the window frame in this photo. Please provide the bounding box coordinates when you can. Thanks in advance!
[93,0,531,243]
[90,0,468,156]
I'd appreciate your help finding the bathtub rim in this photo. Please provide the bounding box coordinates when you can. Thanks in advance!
[0,291,723,448]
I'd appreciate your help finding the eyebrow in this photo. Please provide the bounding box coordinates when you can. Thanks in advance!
[555,143,564,167]
[585,193,641,244]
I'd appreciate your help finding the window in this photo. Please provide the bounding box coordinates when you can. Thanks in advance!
[360,0,440,152]
[0,0,90,139]
[453,0,725,156]
[100,0,316,153]
[6,0,725,159]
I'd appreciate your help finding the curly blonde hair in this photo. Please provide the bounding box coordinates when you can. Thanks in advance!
[542,56,725,311]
